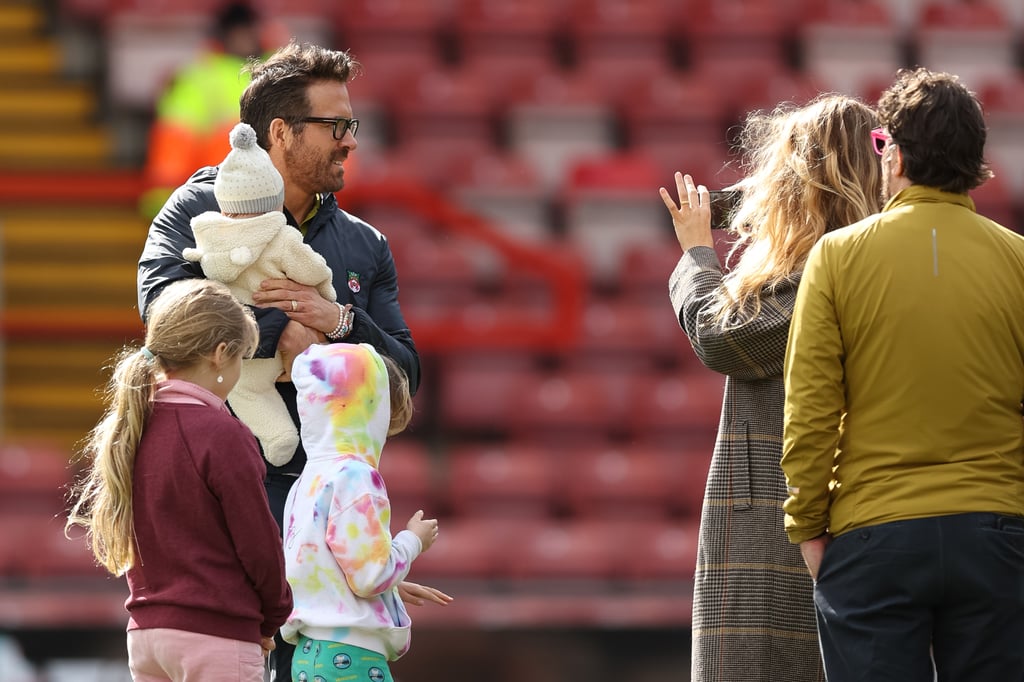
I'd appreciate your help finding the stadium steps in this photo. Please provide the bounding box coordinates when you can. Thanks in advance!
[0,1,133,450]
[0,2,113,168]
[1,208,145,450]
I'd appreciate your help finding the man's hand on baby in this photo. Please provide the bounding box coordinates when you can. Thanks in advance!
[275,321,323,380]
[254,278,335,332]
[407,510,439,552]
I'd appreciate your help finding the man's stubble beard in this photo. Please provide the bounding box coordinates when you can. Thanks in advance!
[284,143,346,196]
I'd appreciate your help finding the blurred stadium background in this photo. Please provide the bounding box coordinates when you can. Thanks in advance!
[1,0,1023,680]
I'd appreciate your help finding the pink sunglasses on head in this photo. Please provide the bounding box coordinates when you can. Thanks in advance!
[871,127,891,156]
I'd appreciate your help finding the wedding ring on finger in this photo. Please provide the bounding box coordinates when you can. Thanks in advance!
[290,300,298,312]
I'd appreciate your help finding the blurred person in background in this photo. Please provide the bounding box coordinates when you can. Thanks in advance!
[659,94,883,681]
[138,1,266,220]
[782,67,1024,681]
[66,279,292,682]
[137,40,436,681]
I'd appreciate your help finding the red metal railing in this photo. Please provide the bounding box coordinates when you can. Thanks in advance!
[0,172,586,351]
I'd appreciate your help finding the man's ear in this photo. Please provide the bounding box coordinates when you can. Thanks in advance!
[267,117,288,151]
[891,145,905,178]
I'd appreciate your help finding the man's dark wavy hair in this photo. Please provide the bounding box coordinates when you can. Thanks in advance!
[240,41,361,151]
[877,67,993,194]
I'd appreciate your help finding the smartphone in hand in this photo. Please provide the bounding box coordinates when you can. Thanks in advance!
[709,189,741,230]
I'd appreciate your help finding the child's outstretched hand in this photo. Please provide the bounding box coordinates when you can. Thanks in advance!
[407,510,439,552]
[398,580,453,607]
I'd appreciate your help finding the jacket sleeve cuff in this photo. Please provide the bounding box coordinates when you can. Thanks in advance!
[786,525,829,545]
[394,529,423,561]
[252,305,289,359]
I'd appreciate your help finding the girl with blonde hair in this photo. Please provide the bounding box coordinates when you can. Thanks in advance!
[67,278,292,682]
[659,94,883,682]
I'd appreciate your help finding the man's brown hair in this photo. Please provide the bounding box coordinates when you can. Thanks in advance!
[877,67,992,193]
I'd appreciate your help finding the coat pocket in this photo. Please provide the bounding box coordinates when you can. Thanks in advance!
[731,419,753,510]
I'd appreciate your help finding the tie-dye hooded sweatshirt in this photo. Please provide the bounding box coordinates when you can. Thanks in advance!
[280,343,422,659]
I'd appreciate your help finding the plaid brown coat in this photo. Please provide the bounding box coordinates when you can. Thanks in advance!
[670,247,824,682]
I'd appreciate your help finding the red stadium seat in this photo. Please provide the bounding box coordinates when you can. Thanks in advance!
[0,442,73,513]
[438,359,534,434]
[989,0,1024,29]
[616,241,683,300]
[798,0,903,98]
[454,0,565,74]
[508,367,635,437]
[443,441,557,518]
[389,233,484,309]
[574,52,677,94]
[105,12,208,111]
[503,70,618,188]
[617,72,729,150]
[629,138,739,202]
[662,441,714,518]
[682,0,796,89]
[561,151,674,284]
[978,78,1024,197]
[969,172,1017,233]
[504,518,627,581]
[571,296,688,367]
[388,67,500,152]
[614,232,737,303]
[628,367,724,437]
[336,41,446,108]
[2,512,106,579]
[710,64,825,121]
[913,1,1015,92]
[411,516,525,580]
[567,0,675,80]
[564,442,678,519]
[451,152,554,244]
[379,438,438,530]
[618,517,699,580]
[334,0,452,53]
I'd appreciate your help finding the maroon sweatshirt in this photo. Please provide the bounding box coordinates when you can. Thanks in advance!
[125,382,292,643]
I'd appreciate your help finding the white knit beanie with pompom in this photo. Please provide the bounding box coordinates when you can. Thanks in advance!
[214,122,285,215]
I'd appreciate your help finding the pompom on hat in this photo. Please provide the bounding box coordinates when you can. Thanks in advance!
[214,122,285,215]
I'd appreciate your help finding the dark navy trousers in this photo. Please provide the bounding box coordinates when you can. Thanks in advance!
[266,473,298,682]
[814,512,1024,682]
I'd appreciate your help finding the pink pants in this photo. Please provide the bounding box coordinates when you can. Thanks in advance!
[127,628,265,682]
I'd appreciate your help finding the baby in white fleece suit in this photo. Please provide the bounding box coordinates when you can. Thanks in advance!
[184,122,336,466]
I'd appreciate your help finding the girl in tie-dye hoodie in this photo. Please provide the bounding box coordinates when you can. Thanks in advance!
[281,343,439,682]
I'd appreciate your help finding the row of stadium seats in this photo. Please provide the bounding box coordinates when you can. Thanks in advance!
[0,439,708,583]
[82,0,1024,113]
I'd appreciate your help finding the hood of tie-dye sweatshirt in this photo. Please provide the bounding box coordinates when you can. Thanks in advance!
[292,343,390,468]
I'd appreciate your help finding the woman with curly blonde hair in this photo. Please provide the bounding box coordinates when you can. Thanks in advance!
[660,94,883,682]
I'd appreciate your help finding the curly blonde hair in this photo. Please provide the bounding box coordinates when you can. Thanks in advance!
[709,94,883,326]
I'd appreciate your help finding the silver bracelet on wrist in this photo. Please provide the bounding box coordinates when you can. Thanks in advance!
[326,302,354,340]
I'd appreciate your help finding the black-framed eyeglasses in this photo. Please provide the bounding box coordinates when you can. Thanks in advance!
[300,116,359,140]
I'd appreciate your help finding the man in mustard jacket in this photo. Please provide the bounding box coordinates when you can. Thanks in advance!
[782,67,1024,681]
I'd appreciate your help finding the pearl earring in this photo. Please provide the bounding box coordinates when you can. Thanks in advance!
[217,375,224,384]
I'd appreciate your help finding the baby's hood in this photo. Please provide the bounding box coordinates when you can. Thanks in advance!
[293,343,390,468]
[185,211,287,282]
